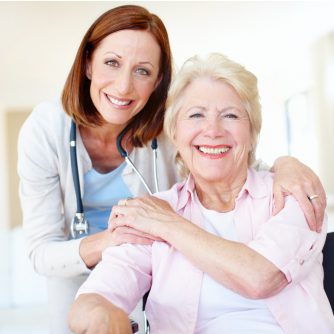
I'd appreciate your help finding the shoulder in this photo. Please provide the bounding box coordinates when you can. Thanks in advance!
[246,168,274,197]
[20,99,70,139]
[18,99,71,157]
[153,180,186,209]
[27,99,68,126]
[246,168,311,226]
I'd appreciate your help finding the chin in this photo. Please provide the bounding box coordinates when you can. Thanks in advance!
[102,115,131,125]
[194,171,227,183]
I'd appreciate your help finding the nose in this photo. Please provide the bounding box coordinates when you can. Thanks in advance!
[203,116,226,138]
[114,68,133,95]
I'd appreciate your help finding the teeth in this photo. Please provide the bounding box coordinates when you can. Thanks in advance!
[198,146,229,154]
[107,95,131,106]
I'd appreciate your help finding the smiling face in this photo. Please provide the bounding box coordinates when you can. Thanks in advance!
[175,77,252,187]
[86,29,161,127]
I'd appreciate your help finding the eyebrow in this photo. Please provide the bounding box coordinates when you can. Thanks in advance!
[103,51,154,68]
[219,106,242,112]
[185,106,240,113]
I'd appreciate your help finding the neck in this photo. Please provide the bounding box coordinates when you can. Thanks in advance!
[81,123,128,144]
[78,123,132,173]
[195,171,247,212]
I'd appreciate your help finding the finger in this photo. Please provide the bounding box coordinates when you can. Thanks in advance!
[306,175,327,228]
[108,208,125,231]
[115,226,160,240]
[108,219,117,232]
[309,197,325,233]
[321,189,327,207]
[134,231,163,241]
[272,187,285,216]
[122,231,163,244]
[112,204,132,218]
[297,195,317,231]
[122,235,154,245]
[309,174,327,205]
[112,229,154,246]
[314,184,327,226]
[118,197,132,206]
[281,181,319,231]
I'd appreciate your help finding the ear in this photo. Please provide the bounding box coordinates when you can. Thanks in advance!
[86,60,92,80]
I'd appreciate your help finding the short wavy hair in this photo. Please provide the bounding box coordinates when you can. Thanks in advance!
[62,5,172,147]
[164,53,262,177]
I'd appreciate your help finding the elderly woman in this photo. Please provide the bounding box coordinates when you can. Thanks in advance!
[69,54,334,334]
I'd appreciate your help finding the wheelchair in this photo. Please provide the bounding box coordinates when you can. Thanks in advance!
[323,231,334,313]
[130,291,149,334]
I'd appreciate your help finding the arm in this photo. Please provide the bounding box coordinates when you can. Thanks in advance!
[18,104,157,276]
[159,215,288,299]
[17,107,88,277]
[70,244,152,333]
[271,156,326,232]
[110,197,286,299]
[79,227,159,268]
[111,195,326,299]
[68,293,132,334]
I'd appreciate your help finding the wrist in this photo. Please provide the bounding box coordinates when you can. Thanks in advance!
[79,232,105,268]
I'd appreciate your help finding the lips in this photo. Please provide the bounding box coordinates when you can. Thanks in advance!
[105,93,132,107]
[198,146,230,154]
[196,145,231,156]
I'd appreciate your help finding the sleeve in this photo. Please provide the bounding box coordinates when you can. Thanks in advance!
[77,244,152,314]
[248,196,327,283]
[17,104,89,278]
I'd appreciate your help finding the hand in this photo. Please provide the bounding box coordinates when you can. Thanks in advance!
[109,196,180,239]
[107,224,163,245]
[272,156,326,232]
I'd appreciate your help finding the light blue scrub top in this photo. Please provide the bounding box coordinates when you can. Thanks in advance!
[82,162,132,235]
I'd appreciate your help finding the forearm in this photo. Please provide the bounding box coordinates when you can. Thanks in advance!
[160,219,288,298]
[68,293,132,334]
[26,236,89,277]
[80,227,160,269]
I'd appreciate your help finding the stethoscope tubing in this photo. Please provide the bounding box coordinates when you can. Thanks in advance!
[70,120,154,332]
[151,139,159,194]
[116,124,159,195]
[70,120,159,237]
[70,120,84,214]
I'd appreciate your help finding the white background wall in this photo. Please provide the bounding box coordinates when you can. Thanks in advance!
[0,1,333,331]
[1,1,334,229]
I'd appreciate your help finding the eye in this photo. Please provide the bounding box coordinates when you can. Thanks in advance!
[135,67,150,76]
[189,112,204,119]
[223,113,238,119]
[105,59,119,67]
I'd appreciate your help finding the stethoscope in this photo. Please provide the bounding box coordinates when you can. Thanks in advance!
[69,119,159,239]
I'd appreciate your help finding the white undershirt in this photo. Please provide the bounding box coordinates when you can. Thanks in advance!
[194,193,283,334]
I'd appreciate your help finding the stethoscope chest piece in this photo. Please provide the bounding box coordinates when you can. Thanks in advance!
[70,212,89,239]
